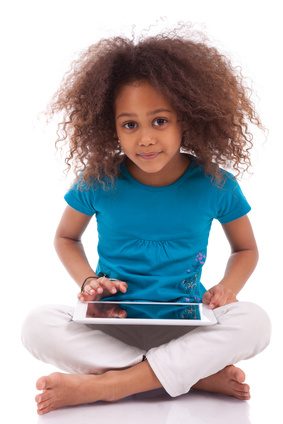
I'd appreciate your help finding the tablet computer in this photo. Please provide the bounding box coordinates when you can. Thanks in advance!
[72,301,218,326]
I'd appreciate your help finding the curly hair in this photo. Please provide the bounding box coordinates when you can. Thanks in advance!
[47,25,265,187]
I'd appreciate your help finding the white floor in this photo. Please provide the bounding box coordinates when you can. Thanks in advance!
[6,324,278,424]
[37,390,251,424]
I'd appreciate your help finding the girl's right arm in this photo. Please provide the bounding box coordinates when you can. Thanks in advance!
[54,205,127,301]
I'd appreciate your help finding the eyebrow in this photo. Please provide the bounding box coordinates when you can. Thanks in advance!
[116,109,173,120]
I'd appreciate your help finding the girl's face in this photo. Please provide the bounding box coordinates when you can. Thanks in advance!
[114,80,190,186]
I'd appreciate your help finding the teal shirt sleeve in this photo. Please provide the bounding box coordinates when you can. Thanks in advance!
[216,174,251,224]
[64,178,96,216]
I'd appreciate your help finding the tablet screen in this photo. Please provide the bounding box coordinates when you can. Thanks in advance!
[85,302,201,320]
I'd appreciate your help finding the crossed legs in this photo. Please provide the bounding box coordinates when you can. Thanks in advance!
[21,302,271,415]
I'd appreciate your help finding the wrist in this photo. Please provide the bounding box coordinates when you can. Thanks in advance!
[218,279,240,296]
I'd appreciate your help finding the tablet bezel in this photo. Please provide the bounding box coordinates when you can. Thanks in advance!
[72,301,218,326]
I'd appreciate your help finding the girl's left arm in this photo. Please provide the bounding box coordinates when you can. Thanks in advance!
[202,215,259,309]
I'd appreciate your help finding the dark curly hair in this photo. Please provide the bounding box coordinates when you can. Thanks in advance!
[47,25,265,187]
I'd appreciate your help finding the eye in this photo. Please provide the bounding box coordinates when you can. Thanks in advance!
[153,118,167,127]
[123,121,137,130]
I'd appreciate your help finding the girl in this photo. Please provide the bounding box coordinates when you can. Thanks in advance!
[22,27,271,415]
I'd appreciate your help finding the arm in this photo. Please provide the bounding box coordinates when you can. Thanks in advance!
[54,205,127,300]
[203,215,258,309]
[54,205,95,285]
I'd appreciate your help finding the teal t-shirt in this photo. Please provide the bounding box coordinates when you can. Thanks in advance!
[64,157,251,303]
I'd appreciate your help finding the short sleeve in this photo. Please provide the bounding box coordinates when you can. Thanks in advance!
[216,174,251,224]
[64,177,96,216]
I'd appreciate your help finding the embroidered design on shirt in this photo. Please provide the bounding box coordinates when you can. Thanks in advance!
[182,252,206,302]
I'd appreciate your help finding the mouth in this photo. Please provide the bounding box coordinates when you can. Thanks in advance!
[137,152,161,160]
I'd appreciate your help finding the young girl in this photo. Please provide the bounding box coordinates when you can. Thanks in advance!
[22,27,271,415]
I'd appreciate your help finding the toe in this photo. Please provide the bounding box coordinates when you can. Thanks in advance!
[230,380,249,392]
[37,399,52,414]
[224,365,246,383]
[230,380,250,400]
[36,372,62,391]
[36,376,48,390]
[35,390,52,404]
[233,366,246,383]
[235,390,251,400]
[37,404,52,416]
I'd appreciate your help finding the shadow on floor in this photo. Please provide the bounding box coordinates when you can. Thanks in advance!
[37,389,251,424]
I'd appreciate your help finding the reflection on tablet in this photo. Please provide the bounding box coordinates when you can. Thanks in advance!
[86,302,201,320]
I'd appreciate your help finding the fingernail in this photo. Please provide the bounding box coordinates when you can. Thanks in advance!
[111,288,117,294]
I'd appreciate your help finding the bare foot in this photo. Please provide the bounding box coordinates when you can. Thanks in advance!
[35,364,249,415]
[35,372,115,415]
[192,365,250,400]
[35,360,161,415]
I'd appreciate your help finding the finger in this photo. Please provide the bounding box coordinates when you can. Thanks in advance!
[217,294,230,307]
[210,290,230,309]
[99,278,128,294]
[96,277,119,294]
[77,292,94,302]
[206,285,224,308]
[113,280,128,293]
[87,280,104,295]
[209,293,224,309]
[202,291,213,305]
[78,280,102,299]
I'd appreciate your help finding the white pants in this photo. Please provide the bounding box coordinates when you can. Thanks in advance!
[21,302,271,397]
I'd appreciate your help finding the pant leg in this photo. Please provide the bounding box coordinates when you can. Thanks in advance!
[146,302,271,397]
[21,304,146,374]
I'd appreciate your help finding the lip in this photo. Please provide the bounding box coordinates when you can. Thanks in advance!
[137,152,161,160]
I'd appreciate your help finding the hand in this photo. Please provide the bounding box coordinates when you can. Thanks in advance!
[202,283,238,309]
[78,276,128,302]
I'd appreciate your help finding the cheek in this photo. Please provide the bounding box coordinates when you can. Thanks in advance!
[117,138,132,155]
[169,129,183,149]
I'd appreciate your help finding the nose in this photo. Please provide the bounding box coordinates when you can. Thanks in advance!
[138,129,157,146]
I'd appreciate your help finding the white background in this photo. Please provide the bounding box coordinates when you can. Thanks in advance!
[1,1,282,422]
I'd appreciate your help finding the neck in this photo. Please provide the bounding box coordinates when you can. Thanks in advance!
[126,153,191,187]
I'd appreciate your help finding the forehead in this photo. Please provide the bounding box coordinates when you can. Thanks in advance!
[114,81,173,114]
